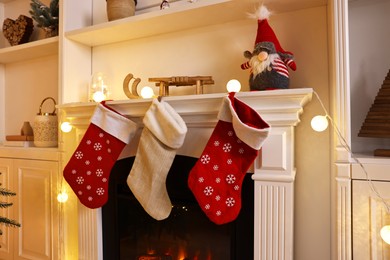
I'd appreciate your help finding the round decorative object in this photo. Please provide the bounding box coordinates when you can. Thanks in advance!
[33,97,58,147]
[106,0,136,21]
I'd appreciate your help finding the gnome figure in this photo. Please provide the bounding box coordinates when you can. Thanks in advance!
[241,5,297,91]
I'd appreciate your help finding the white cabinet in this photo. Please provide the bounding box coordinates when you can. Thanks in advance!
[0,158,14,260]
[0,148,59,260]
[352,180,390,260]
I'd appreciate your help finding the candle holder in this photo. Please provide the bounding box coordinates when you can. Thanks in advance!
[89,72,111,102]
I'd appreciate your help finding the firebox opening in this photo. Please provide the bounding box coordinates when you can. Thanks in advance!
[102,156,254,260]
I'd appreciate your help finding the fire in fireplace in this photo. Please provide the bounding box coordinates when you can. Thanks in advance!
[102,155,254,260]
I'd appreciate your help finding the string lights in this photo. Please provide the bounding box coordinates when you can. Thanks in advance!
[312,91,390,245]
[226,79,242,93]
[58,82,390,245]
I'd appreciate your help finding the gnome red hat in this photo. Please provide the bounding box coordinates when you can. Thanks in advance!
[251,5,297,71]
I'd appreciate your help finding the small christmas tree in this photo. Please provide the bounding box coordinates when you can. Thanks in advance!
[29,0,59,37]
[0,187,21,235]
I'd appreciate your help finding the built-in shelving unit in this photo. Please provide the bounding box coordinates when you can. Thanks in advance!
[0,0,59,143]
[0,36,58,63]
[65,0,327,47]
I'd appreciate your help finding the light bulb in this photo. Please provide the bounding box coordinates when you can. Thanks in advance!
[226,79,241,92]
[140,86,155,99]
[381,225,390,245]
[60,122,72,133]
[92,91,106,102]
[311,115,329,132]
[57,191,69,203]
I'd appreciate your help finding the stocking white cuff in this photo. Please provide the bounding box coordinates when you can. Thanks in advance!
[217,95,270,150]
[143,99,187,149]
[91,103,137,144]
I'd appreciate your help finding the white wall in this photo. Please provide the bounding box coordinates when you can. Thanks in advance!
[349,0,390,153]
[91,4,331,260]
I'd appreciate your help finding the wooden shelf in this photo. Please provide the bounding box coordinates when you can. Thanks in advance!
[65,0,326,47]
[0,36,59,64]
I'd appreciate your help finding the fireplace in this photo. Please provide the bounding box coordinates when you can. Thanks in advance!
[102,155,254,260]
[58,89,312,260]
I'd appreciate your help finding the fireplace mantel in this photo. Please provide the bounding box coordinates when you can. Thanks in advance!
[58,88,313,260]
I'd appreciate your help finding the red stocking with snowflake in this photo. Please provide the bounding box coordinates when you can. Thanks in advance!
[63,102,137,209]
[188,92,270,224]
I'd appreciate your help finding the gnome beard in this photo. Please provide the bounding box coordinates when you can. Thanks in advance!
[247,47,290,91]
[250,52,278,77]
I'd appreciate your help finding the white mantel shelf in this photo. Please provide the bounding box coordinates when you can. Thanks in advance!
[58,88,313,260]
[59,88,313,126]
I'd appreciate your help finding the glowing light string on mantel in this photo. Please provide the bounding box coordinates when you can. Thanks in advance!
[311,90,390,245]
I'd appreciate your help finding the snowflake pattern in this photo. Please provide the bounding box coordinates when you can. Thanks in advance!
[85,160,90,165]
[86,185,91,190]
[223,143,232,152]
[200,154,210,164]
[239,148,244,154]
[205,204,210,210]
[215,178,221,183]
[72,169,77,174]
[216,210,222,216]
[214,141,220,146]
[213,165,219,171]
[78,191,83,195]
[102,178,107,182]
[227,159,232,164]
[94,142,102,151]
[88,196,93,201]
[97,156,102,161]
[107,148,111,153]
[99,133,104,138]
[215,195,221,201]
[75,151,83,159]
[86,170,92,175]
[86,140,92,145]
[76,176,84,184]
[234,185,240,191]
[226,174,236,184]
[96,169,103,177]
[96,188,104,195]
[226,197,235,207]
[198,177,204,183]
[204,186,214,196]
[228,131,233,137]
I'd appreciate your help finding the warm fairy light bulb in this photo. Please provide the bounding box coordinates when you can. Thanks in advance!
[60,122,72,133]
[92,91,106,102]
[381,225,390,245]
[311,115,329,132]
[140,86,155,99]
[57,191,69,203]
[226,79,241,92]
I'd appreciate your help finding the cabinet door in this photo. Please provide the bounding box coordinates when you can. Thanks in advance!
[353,180,390,260]
[12,159,59,260]
[0,158,14,260]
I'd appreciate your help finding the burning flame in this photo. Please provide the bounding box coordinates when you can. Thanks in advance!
[177,246,187,260]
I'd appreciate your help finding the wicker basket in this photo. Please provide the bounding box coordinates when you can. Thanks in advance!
[107,0,136,21]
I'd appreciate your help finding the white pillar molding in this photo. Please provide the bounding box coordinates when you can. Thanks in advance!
[328,0,352,259]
